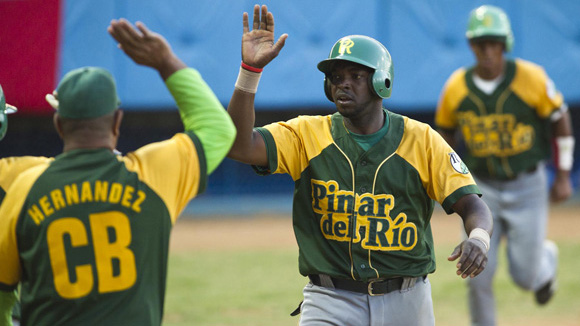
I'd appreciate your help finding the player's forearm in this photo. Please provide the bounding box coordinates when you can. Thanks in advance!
[165,68,236,174]
[0,290,16,326]
[157,56,187,82]
[226,89,262,163]
[453,194,493,236]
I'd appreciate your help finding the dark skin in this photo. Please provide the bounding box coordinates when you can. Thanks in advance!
[440,39,574,203]
[228,4,492,279]
[328,61,384,134]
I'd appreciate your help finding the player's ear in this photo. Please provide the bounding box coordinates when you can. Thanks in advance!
[112,109,123,137]
[53,113,64,139]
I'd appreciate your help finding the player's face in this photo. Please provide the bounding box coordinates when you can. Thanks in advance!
[328,61,377,119]
[470,40,505,78]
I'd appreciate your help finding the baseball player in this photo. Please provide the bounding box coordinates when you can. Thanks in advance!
[226,5,493,325]
[0,86,53,326]
[435,5,575,326]
[0,19,235,325]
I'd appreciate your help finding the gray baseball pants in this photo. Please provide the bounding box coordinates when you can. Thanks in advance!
[468,165,558,326]
[299,276,434,326]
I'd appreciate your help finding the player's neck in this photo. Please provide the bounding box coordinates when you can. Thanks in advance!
[344,108,385,135]
[62,133,117,153]
[475,60,505,80]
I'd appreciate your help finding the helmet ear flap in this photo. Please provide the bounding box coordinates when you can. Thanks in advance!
[323,76,333,102]
[0,112,7,141]
[370,70,392,98]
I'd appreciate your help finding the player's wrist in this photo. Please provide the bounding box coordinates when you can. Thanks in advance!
[469,228,490,252]
[554,136,575,171]
[241,62,263,73]
[235,62,262,94]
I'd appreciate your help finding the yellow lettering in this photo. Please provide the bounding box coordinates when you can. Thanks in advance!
[64,184,79,206]
[81,181,93,203]
[131,191,146,213]
[39,196,54,217]
[457,112,535,157]
[90,211,136,293]
[121,186,134,208]
[94,181,109,202]
[311,179,417,251]
[28,205,45,225]
[109,183,122,204]
[338,38,354,54]
[50,189,66,211]
[47,218,93,299]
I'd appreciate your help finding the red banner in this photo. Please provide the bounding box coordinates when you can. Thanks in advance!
[0,0,60,114]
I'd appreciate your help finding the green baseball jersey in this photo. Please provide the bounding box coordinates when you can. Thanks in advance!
[0,156,52,202]
[435,59,564,179]
[0,133,206,326]
[0,156,52,321]
[255,109,480,282]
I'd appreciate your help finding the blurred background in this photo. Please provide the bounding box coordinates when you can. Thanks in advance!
[1,0,579,215]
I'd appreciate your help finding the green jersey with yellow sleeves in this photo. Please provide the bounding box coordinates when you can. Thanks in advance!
[0,156,52,322]
[255,109,480,282]
[0,68,226,326]
[0,156,52,202]
[435,59,564,179]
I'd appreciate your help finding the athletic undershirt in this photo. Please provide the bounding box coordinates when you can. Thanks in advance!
[472,72,504,95]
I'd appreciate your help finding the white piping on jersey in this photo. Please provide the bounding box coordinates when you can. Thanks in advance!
[332,141,357,280]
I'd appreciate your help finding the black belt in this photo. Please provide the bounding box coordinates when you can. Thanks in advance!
[308,274,417,296]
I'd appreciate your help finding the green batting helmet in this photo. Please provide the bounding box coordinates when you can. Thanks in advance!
[317,35,394,101]
[466,5,514,52]
[0,85,18,141]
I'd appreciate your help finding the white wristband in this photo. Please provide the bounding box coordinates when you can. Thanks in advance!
[555,136,575,171]
[469,228,490,252]
[234,66,262,94]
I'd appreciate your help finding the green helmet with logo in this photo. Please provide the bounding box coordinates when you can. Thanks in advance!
[466,5,514,52]
[0,85,17,141]
[317,35,394,101]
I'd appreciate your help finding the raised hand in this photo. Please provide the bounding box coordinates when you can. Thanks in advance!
[241,4,288,69]
[108,19,185,80]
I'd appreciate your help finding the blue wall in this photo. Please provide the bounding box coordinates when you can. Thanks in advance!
[60,0,580,112]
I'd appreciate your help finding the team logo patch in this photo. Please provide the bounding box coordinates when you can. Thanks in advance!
[449,152,469,174]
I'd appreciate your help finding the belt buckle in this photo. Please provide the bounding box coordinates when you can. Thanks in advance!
[367,279,381,296]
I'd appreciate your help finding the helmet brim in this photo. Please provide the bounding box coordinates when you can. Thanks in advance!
[317,57,377,75]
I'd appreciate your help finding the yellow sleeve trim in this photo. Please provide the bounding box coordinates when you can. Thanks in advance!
[435,68,468,130]
[122,134,200,224]
[0,157,52,192]
[396,117,477,204]
[0,164,49,287]
[265,115,334,180]
[511,59,563,119]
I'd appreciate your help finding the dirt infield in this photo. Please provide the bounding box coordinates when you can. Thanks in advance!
[170,204,580,252]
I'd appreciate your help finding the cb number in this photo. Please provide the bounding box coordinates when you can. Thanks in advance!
[46,211,136,299]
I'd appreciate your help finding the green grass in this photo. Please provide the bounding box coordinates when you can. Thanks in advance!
[163,241,580,326]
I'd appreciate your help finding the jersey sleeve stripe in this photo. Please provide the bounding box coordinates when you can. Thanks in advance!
[252,127,278,175]
[441,184,482,214]
[185,131,207,195]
